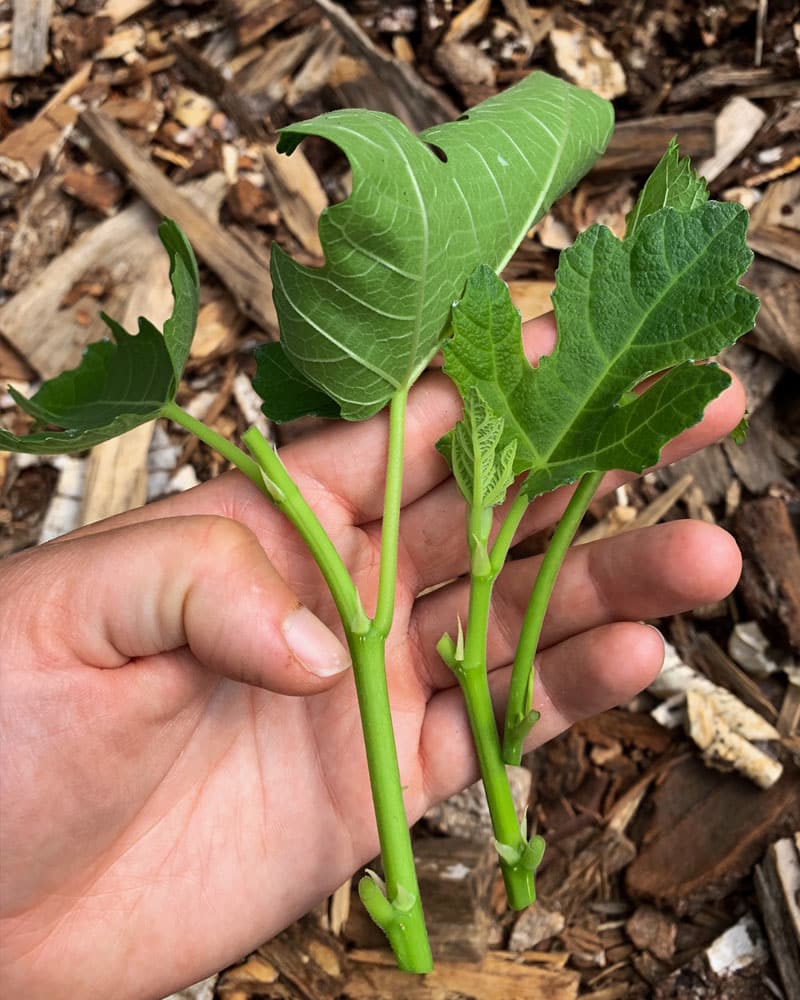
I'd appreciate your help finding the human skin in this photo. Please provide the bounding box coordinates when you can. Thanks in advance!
[0,313,744,999]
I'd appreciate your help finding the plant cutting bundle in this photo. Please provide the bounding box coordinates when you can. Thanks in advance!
[0,71,757,972]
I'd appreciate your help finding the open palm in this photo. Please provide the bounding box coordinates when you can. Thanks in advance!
[0,315,743,999]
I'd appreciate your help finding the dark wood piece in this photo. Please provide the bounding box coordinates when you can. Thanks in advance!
[257,920,345,1000]
[220,0,305,47]
[626,756,800,912]
[668,65,784,105]
[745,257,800,373]
[311,0,459,130]
[690,632,779,723]
[594,113,715,173]
[173,38,271,140]
[79,109,277,333]
[734,496,800,653]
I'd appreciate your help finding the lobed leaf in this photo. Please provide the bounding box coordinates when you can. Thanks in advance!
[440,186,759,500]
[0,220,199,455]
[261,72,614,421]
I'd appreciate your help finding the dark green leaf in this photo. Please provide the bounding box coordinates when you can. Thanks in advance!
[254,342,341,422]
[269,72,613,420]
[440,194,758,500]
[159,218,200,381]
[0,219,199,454]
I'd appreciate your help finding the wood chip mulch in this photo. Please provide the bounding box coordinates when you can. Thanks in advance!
[1,2,799,998]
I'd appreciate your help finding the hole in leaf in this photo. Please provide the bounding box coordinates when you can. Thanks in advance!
[426,142,448,164]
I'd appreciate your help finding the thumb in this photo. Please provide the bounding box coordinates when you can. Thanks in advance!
[7,515,351,695]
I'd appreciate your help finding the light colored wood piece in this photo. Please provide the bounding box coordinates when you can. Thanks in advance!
[80,426,154,525]
[344,951,580,999]
[443,0,491,44]
[104,0,156,27]
[698,96,766,182]
[0,175,227,378]
[11,0,54,77]
[262,143,327,257]
[755,836,800,999]
[328,879,351,936]
[508,279,555,320]
[748,224,800,271]
[0,202,160,377]
[80,109,277,332]
[0,59,90,181]
[0,102,77,183]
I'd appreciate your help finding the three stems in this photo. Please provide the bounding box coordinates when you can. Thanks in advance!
[166,395,601,961]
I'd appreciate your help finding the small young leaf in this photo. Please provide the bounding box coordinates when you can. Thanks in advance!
[520,835,546,872]
[731,415,750,445]
[254,342,341,422]
[625,137,708,237]
[494,839,523,866]
[267,72,613,421]
[0,219,199,455]
[440,196,759,501]
[438,386,517,509]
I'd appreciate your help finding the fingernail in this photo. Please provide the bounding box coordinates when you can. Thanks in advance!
[282,607,351,677]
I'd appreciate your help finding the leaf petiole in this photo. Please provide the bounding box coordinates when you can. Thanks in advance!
[502,469,604,764]
[374,388,409,638]
[161,400,263,488]
[241,426,369,636]
[455,552,540,908]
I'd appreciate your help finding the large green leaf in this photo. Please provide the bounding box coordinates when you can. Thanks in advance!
[440,201,759,500]
[0,219,199,455]
[264,72,613,421]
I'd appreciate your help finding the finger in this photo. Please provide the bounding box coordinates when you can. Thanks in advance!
[412,520,740,693]
[419,621,664,805]
[4,515,350,694]
[398,373,745,592]
[279,313,558,524]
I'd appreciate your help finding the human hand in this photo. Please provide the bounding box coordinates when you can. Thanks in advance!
[0,313,743,999]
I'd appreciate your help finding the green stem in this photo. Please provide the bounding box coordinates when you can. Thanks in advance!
[374,388,408,637]
[503,470,604,765]
[247,400,432,971]
[458,565,537,909]
[163,399,262,488]
[489,491,530,576]
[352,629,433,971]
[242,426,368,635]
